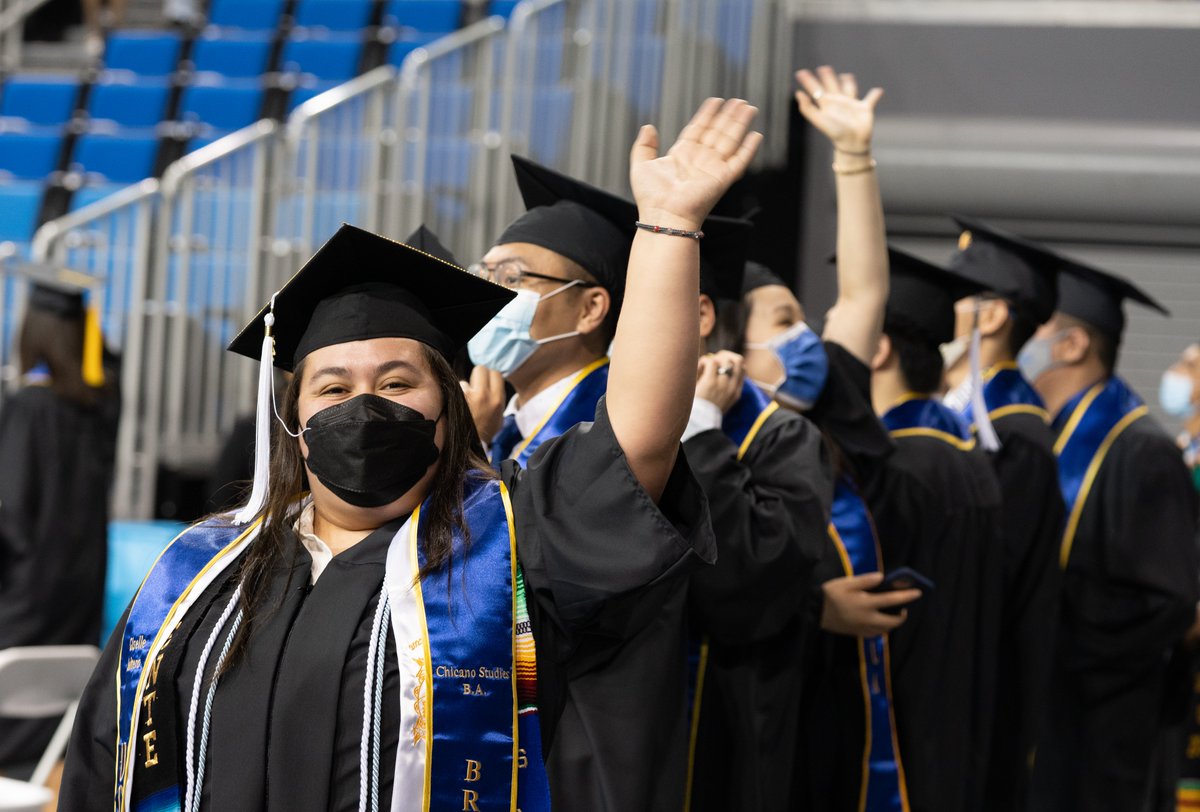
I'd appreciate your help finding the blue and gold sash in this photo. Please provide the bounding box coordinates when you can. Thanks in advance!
[682,380,780,812]
[957,362,1049,429]
[882,394,975,451]
[115,478,549,811]
[493,358,609,466]
[828,478,910,812]
[1052,377,1147,568]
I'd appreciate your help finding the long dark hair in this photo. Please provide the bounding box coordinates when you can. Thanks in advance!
[18,307,111,407]
[225,343,494,664]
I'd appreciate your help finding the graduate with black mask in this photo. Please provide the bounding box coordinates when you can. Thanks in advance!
[863,247,1006,812]
[680,225,833,812]
[1024,260,1200,812]
[939,217,1068,812]
[0,264,120,768]
[58,97,761,811]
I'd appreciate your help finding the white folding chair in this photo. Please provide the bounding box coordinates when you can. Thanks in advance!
[0,646,100,811]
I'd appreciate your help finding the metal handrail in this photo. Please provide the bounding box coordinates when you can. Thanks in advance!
[160,118,279,194]
[0,0,53,69]
[285,64,397,140]
[31,179,160,258]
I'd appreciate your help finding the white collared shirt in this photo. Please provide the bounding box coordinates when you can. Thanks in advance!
[681,398,724,443]
[501,366,590,442]
[294,502,333,584]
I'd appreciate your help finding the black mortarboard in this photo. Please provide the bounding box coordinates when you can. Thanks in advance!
[228,223,515,370]
[740,261,786,296]
[948,215,1063,325]
[19,263,97,319]
[698,216,754,302]
[884,245,988,345]
[499,156,636,312]
[1055,257,1168,339]
[403,224,458,266]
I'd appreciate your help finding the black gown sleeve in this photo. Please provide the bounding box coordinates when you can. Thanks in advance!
[504,395,714,658]
[58,606,128,812]
[684,409,832,643]
[0,393,42,566]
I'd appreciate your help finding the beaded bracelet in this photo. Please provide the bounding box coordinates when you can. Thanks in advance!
[832,159,877,176]
[635,221,705,240]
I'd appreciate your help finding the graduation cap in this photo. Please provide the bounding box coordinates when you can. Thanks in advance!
[948,215,1063,325]
[884,245,988,346]
[225,223,515,524]
[228,223,514,371]
[7,261,106,387]
[698,216,754,303]
[1054,257,1168,340]
[740,261,786,297]
[403,224,459,267]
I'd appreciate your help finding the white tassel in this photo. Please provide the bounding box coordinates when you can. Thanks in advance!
[969,324,1001,452]
[232,309,275,525]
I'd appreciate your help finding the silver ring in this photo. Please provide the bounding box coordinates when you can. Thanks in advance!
[811,89,824,101]
[717,365,733,376]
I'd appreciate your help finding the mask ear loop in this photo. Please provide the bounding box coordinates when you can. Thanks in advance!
[968,300,1001,452]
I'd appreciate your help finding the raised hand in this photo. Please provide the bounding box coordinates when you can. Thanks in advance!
[696,351,746,414]
[795,66,883,154]
[629,98,761,232]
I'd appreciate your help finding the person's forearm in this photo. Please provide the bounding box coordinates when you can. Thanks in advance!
[830,150,888,356]
[608,220,701,498]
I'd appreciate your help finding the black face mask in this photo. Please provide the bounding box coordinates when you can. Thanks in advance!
[303,394,441,508]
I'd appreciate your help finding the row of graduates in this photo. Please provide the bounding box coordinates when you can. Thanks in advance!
[54,67,1198,812]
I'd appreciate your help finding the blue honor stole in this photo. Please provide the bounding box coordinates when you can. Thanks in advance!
[957,363,1049,429]
[492,358,609,466]
[408,475,551,811]
[828,478,910,812]
[1052,377,1147,568]
[883,394,975,450]
[115,519,262,811]
[682,380,780,811]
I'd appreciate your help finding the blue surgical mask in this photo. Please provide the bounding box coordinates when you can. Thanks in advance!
[746,321,829,410]
[1159,371,1195,417]
[467,281,582,376]
[1017,331,1066,384]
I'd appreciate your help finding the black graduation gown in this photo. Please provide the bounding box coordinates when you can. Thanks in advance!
[0,383,118,765]
[59,399,714,811]
[684,406,833,811]
[1028,414,1199,812]
[869,426,1004,812]
[981,409,1065,812]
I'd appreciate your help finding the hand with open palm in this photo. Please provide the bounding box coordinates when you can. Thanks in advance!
[795,66,883,154]
[628,98,761,232]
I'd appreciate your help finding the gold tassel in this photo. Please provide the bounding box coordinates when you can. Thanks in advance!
[82,304,105,387]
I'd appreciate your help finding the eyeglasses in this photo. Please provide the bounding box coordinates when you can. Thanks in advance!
[468,259,598,290]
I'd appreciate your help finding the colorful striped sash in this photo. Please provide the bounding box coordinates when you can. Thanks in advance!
[828,478,910,812]
[1052,376,1146,568]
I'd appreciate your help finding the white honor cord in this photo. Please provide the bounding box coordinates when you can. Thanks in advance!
[184,588,244,812]
[360,585,391,812]
[968,324,1001,452]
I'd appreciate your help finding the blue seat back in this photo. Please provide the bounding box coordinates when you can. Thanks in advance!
[207,0,285,30]
[383,0,461,33]
[190,32,275,78]
[293,0,375,31]
[72,133,160,183]
[280,36,363,82]
[179,83,265,131]
[0,75,79,126]
[0,132,62,179]
[0,182,44,242]
[88,77,172,128]
[104,31,184,76]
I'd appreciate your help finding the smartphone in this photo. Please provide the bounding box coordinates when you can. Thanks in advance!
[870,567,935,614]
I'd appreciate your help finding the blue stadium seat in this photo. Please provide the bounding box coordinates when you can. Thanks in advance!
[178,82,265,131]
[87,76,172,128]
[528,86,573,165]
[0,74,79,127]
[280,35,364,82]
[207,0,285,31]
[293,0,375,32]
[383,0,461,33]
[0,182,44,243]
[71,132,160,183]
[387,34,440,67]
[190,31,275,78]
[103,30,184,76]
[0,132,62,180]
[487,0,520,19]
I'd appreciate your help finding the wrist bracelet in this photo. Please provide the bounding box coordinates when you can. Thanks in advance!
[832,159,877,176]
[635,221,705,240]
[835,146,872,157]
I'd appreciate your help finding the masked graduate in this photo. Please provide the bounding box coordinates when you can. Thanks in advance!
[58,96,762,812]
[735,66,924,811]
[1024,259,1200,811]
[463,150,757,811]
[939,216,1068,812]
[0,264,120,768]
[680,224,833,812]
